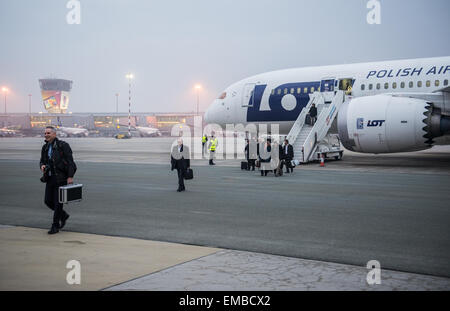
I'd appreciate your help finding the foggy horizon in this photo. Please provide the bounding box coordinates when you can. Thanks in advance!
[0,0,449,114]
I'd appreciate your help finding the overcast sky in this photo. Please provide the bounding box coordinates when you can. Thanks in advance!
[0,0,449,113]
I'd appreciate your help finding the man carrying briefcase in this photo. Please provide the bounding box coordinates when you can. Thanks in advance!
[40,126,77,234]
[171,138,191,192]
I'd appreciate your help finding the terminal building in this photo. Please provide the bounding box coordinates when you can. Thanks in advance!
[0,112,201,137]
[0,78,203,136]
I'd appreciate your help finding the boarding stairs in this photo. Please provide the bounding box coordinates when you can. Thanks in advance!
[286,90,345,163]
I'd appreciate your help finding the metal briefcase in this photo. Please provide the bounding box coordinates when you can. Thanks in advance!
[59,184,83,204]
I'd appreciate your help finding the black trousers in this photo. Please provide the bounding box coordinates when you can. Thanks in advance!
[44,175,67,225]
[177,168,185,189]
[247,159,255,170]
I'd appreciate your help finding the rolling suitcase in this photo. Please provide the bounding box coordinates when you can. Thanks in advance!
[305,114,312,125]
[275,163,283,177]
[184,168,194,180]
[241,161,248,170]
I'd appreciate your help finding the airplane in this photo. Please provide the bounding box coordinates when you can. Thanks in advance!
[135,126,162,137]
[56,117,89,137]
[115,124,161,137]
[205,56,450,155]
[0,127,19,137]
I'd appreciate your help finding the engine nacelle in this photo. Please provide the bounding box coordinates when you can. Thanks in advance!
[337,95,450,153]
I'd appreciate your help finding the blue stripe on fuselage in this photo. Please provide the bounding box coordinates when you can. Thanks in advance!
[246,81,320,122]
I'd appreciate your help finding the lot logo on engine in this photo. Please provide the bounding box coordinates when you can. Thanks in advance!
[367,120,385,127]
[357,118,364,129]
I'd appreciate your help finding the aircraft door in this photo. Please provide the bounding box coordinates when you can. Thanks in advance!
[338,78,355,96]
[320,78,335,102]
[320,79,335,92]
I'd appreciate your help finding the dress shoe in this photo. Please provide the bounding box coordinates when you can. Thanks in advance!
[60,213,70,230]
[48,224,59,235]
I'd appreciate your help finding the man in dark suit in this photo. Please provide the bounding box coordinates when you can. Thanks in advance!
[171,138,190,192]
[259,140,271,176]
[244,138,257,171]
[40,126,77,234]
[281,139,294,173]
[309,103,318,125]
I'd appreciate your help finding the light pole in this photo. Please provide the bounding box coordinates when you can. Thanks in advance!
[125,74,134,137]
[115,93,119,113]
[195,84,201,115]
[28,94,32,114]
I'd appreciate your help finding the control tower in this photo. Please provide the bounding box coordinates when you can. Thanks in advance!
[39,79,73,113]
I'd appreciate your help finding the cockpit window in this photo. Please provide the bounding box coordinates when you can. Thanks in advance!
[218,92,226,99]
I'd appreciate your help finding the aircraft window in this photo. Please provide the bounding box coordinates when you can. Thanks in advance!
[271,89,275,95]
[277,89,281,95]
[304,87,308,93]
[409,81,413,88]
[417,81,422,87]
[376,83,380,90]
[361,84,365,91]
[290,88,295,94]
[445,79,448,86]
[426,80,430,87]
[297,88,301,94]
[384,83,389,89]
[435,80,439,87]
[310,87,315,93]
[392,82,397,89]
[400,82,405,88]
[283,88,288,95]
[369,84,373,90]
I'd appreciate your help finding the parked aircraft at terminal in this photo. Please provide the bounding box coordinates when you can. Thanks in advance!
[0,127,20,137]
[205,56,450,155]
[135,126,162,137]
[56,117,89,137]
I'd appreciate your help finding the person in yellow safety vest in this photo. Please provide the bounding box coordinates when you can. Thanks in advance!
[202,134,208,156]
[208,135,217,165]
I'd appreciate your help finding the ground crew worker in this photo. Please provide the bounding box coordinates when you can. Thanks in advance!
[202,134,208,156]
[209,134,217,165]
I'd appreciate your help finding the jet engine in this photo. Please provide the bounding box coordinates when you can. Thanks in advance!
[337,94,450,153]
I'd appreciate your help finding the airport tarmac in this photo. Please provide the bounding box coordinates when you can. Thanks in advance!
[0,137,449,290]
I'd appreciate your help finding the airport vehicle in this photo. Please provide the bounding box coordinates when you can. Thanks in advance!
[204,56,450,163]
[114,133,131,139]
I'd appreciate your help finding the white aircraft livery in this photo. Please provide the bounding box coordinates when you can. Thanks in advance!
[135,126,161,137]
[56,117,89,137]
[205,56,450,154]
